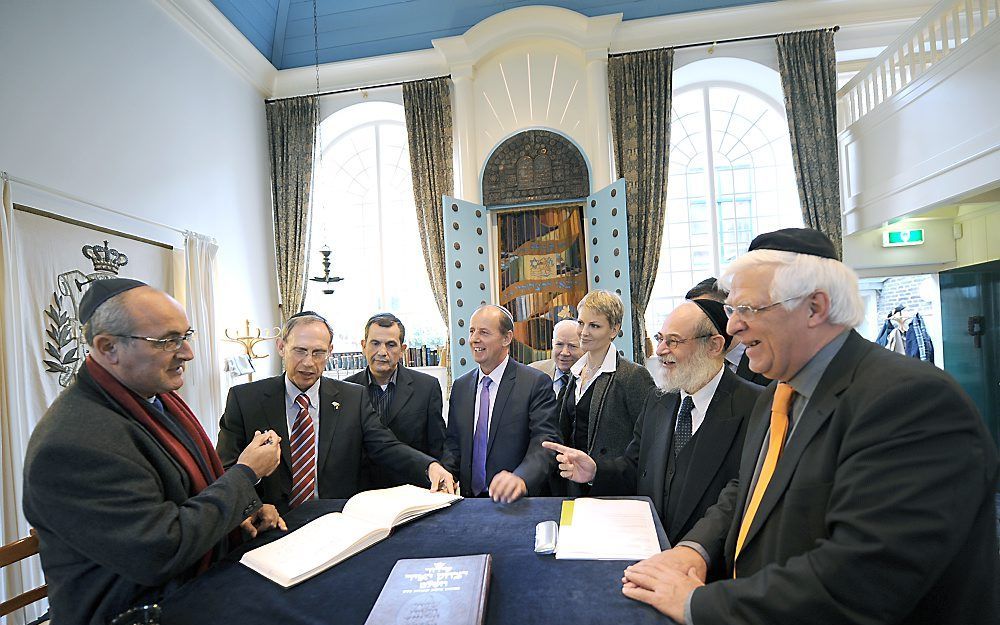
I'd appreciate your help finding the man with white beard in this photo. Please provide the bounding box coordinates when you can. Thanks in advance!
[544,300,761,561]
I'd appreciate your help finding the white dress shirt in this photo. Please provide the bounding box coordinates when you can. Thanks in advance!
[678,364,725,436]
[474,355,510,436]
[571,343,618,402]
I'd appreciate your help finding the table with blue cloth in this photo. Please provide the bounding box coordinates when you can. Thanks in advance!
[161,496,675,625]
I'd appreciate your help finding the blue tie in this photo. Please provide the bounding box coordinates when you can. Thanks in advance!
[472,377,493,496]
[151,396,165,413]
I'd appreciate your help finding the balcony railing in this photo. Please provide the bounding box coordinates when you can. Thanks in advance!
[838,0,999,128]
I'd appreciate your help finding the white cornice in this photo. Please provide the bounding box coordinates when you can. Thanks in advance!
[271,48,448,99]
[154,0,277,96]
[433,6,622,66]
[178,0,933,99]
[612,0,933,52]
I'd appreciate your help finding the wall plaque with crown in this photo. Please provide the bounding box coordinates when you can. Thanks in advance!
[8,207,173,392]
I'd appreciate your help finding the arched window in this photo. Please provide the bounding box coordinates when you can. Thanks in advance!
[305,101,446,351]
[645,64,803,333]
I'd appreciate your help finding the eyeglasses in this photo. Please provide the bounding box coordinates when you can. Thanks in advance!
[724,295,806,319]
[290,347,332,361]
[115,329,195,352]
[653,333,716,350]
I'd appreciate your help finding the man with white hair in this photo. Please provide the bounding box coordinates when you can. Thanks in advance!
[544,299,760,549]
[529,318,584,398]
[621,228,999,625]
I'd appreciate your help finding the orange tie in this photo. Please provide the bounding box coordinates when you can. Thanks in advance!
[734,382,794,572]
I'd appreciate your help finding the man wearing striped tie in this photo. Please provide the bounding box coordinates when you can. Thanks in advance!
[218,312,456,514]
[620,229,999,625]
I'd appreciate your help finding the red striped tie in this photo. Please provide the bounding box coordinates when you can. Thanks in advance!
[289,393,316,508]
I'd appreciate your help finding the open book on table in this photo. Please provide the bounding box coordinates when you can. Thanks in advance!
[240,485,462,587]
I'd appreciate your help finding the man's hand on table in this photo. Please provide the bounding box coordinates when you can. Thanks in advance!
[240,503,287,538]
[622,563,702,623]
[427,462,458,494]
[488,471,527,503]
[619,545,708,623]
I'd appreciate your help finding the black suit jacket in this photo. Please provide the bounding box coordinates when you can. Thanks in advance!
[441,358,561,497]
[684,331,1000,625]
[734,351,771,386]
[345,366,446,489]
[217,375,434,513]
[592,367,760,549]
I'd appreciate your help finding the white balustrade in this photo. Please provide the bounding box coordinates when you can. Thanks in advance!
[837,0,999,128]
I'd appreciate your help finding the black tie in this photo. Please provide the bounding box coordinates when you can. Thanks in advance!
[673,395,695,455]
[555,372,568,399]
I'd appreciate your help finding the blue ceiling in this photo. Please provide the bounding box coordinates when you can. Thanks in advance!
[209,0,776,69]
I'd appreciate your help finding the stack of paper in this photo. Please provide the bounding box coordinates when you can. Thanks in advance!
[555,498,660,560]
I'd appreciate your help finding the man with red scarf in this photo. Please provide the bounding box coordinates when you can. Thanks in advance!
[23,279,283,625]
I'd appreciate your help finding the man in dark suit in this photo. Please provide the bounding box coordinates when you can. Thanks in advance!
[686,277,769,387]
[544,300,760,552]
[528,318,584,398]
[623,229,999,625]
[217,312,455,514]
[441,304,560,503]
[23,279,283,625]
[345,312,446,489]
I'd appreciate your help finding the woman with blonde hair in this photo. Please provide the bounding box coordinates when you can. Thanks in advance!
[555,290,654,495]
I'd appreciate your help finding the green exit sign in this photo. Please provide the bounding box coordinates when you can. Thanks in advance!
[882,229,925,247]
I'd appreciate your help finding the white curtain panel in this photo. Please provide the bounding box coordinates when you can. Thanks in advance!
[0,177,47,624]
[181,232,222,442]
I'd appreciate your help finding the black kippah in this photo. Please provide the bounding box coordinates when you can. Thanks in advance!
[689,298,733,349]
[288,310,330,324]
[79,278,147,324]
[748,228,839,260]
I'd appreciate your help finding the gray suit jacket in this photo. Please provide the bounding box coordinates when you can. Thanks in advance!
[441,358,560,496]
[344,365,446,489]
[217,375,434,513]
[23,367,261,625]
[592,367,760,550]
[685,331,1000,625]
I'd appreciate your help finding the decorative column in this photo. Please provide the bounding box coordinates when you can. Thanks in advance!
[585,48,614,191]
[450,64,480,203]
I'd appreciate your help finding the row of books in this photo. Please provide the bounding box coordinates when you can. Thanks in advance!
[323,346,442,372]
[325,352,366,371]
[406,345,441,367]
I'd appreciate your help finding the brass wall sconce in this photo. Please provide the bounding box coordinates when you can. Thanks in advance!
[224,319,280,360]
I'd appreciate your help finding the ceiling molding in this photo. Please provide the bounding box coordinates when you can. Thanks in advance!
[271,48,447,98]
[611,0,933,53]
[154,0,277,96]
[190,0,934,99]
[433,6,622,67]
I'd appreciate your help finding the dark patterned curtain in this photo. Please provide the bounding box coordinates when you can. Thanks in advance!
[266,96,318,323]
[403,78,455,332]
[608,48,673,362]
[777,29,843,259]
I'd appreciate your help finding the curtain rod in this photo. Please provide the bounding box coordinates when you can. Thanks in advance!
[270,23,840,101]
[2,171,187,236]
[266,74,451,103]
[610,25,839,56]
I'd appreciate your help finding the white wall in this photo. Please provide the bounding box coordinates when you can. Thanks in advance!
[0,0,280,371]
[838,21,1000,235]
